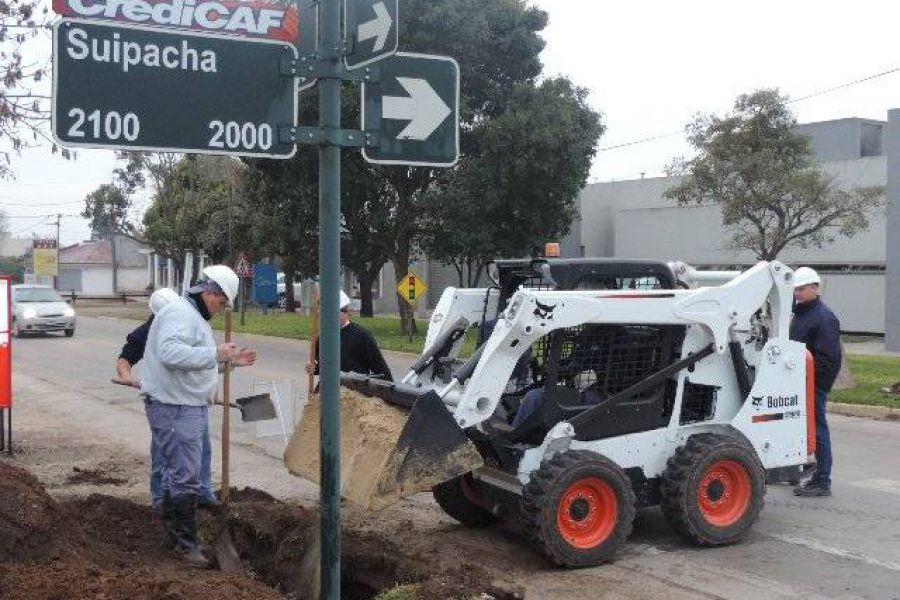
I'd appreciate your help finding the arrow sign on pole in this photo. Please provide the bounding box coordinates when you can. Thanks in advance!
[344,0,398,70]
[362,52,459,166]
[383,78,452,141]
[357,1,392,53]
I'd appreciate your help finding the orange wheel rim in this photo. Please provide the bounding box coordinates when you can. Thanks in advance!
[556,477,618,549]
[697,460,751,527]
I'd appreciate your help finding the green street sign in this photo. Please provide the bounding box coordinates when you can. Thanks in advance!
[52,18,297,158]
[344,0,398,70]
[362,52,459,167]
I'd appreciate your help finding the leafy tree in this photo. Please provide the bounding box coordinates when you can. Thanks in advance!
[0,1,56,177]
[423,77,603,285]
[142,155,243,282]
[665,89,885,260]
[82,183,133,238]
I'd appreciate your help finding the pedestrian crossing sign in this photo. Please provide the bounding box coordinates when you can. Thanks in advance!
[397,271,427,306]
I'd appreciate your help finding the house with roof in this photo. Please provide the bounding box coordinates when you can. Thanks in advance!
[57,235,153,296]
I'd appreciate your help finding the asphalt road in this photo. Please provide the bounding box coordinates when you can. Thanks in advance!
[8,316,900,599]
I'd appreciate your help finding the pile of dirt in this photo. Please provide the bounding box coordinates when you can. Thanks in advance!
[0,462,521,600]
[0,462,83,563]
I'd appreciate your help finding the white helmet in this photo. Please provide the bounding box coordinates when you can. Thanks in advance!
[149,288,180,315]
[200,265,240,308]
[793,267,821,288]
[339,290,351,311]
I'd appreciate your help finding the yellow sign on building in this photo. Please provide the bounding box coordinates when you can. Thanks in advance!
[396,271,427,306]
[33,239,59,277]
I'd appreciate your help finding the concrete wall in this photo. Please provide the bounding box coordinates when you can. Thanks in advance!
[821,273,885,333]
[885,110,900,350]
[82,267,113,296]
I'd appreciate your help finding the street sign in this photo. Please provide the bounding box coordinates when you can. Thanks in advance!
[296,0,319,91]
[344,0,397,70]
[234,253,253,278]
[362,52,459,166]
[52,18,297,158]
[396,271,427,306]
[252,263,278,305]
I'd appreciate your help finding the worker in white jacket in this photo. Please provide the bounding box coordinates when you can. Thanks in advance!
[141,265,256,567]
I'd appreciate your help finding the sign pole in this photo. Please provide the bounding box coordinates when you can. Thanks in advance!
[318,0,342,598]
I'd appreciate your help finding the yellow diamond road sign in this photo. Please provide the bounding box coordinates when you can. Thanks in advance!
[397,272,427,305]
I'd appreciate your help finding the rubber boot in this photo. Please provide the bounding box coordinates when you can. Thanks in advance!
[170,495,210,568]
[160,493,177,550]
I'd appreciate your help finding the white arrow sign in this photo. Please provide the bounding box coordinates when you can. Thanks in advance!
[382,77,451,141]
[357,1,392,53]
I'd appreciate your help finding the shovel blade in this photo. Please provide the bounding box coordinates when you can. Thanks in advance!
[213,526,243,573]
[235,393,278,422]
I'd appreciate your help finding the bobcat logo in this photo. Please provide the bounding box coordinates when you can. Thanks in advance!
[751,396,763,407]
[534,301,556,320]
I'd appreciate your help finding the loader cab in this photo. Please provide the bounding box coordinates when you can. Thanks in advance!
[476,259,696,468]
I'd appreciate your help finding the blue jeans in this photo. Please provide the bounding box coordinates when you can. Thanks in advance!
[145,400,207,500]
[813,387,832,487]
[148,407,215,505]
[512,388,545,428]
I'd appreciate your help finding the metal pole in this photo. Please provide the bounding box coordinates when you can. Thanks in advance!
[318,1,342,598]
[222,310,232,503]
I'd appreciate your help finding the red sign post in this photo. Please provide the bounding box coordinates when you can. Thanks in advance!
[0,276,12,453]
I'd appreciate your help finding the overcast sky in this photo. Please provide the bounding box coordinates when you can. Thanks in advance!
[4,0,900,245]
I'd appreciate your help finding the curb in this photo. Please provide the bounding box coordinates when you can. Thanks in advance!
[828,401,900,421]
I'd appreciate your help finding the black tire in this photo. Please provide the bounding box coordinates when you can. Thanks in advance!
[660,433,765,546]
[520,450,635,567]
[64,329,75,338]
[277,293,287,310]
[432,474,498,527]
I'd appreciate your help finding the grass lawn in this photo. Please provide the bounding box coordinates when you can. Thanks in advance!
[210,310,479,356]
[831,354,900,409]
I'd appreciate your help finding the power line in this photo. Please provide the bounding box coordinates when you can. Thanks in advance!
[1,200,84,207]
[5,213,81,219]
[596,66,900,153]
[8,215,48,234]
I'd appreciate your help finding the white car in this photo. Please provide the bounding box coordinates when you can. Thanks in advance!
[11,285,76,337]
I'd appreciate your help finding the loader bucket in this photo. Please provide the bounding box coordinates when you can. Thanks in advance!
[284,385,483,511]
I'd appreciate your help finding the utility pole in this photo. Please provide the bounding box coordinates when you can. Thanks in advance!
[109,212,118,295]
[54,214,61,290]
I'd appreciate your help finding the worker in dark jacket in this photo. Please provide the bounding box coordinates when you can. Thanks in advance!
[307,290,393,382]
[790,267,841,497]
[114,288,218,510]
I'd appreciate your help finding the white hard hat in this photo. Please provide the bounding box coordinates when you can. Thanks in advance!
[149,288,180,315]
[793,267,821,288]
[339,290,351,310]
[200,265,240,308]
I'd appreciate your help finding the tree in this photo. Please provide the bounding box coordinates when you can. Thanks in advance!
[82,184,133,238]
[423,77,603,286]
[665,89,885,260]
[0,1,56,177]
[359,0,553,331]
[142,155,244,282]
[0,208,9,238]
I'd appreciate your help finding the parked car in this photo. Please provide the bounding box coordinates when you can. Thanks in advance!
[11,284,76,337]
[276,272,304,310]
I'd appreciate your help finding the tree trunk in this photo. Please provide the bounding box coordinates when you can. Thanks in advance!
[190,251,201,286]
[468,261,485,288]
[358,269,377,318]
[284,270,297,312]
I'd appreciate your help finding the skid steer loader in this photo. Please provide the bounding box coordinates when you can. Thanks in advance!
[285,259,814,567]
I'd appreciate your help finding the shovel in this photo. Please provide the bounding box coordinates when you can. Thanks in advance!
[217,393,278,422]
[213,309,243,573]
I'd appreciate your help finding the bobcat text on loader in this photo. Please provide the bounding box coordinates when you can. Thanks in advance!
[286,259,815,567]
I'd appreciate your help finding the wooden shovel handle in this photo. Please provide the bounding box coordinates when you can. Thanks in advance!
[307,284,320,398]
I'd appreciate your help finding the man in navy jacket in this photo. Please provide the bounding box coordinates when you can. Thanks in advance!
[791,267,841,497]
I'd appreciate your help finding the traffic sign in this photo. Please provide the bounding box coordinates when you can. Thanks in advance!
[234,253,253,278]
[362,52,459,166]
[252,263,278,305]
[396,271,427,306]
[52,18,297,158]
[344,0,397,70]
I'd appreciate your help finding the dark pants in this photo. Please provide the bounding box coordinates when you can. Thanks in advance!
[145,399,207,500]
[512,388,545,428]
[813,387,832,487]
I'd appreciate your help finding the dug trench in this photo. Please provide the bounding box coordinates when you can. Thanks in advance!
[0,462,524,600]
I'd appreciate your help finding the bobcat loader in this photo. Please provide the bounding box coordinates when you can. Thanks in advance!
[285,259,814,566]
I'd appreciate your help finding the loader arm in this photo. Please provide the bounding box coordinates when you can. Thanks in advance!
[449,261,795,429]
